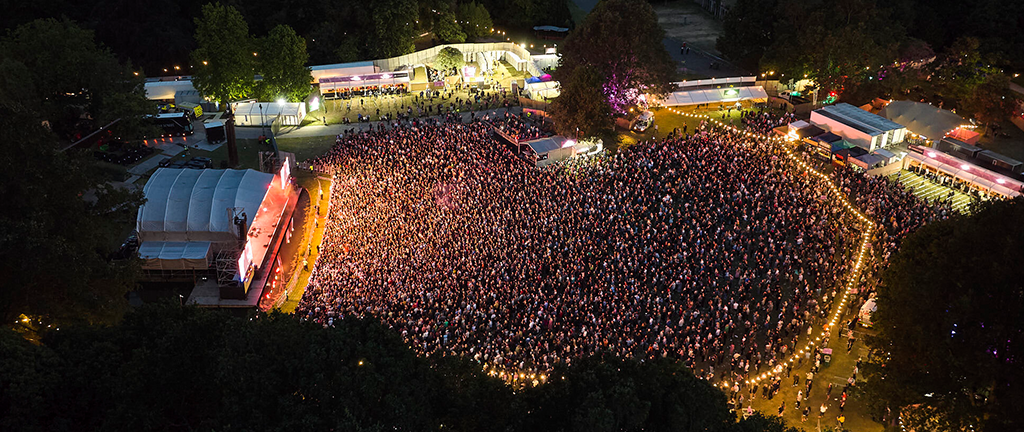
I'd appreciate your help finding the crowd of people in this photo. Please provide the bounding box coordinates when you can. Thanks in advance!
[831,168,951,304]
[298,112,888,389]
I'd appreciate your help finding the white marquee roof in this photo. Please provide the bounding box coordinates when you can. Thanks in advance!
[137,168,275,243]
[662,86,768,107]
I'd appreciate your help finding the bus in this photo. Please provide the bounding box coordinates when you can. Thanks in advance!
[145,113,194,138]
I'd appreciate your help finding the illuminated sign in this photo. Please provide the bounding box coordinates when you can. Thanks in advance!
[237,241,254,282]
[723,88,739,97]
[279,156,290,190]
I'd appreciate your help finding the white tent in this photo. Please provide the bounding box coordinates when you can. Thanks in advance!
[880,101,963,141]
[231,102,307,126]
[524,81,560,101]
[662,86,768,107]
[138,241,212,270]
[137,168,275,244]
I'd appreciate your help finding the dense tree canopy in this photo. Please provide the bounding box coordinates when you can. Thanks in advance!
[458,2,494,40]
[435,11,468,44]
[863,198,1024,432]
[550,64,613,138]
[555,0,674,120]
[0,109,144,327]
[0,305,821,432]
[0,18,152,140]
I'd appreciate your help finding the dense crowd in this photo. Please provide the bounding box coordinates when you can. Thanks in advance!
[299,114,880,386]
[832,168,951,303]
[742,110,797,134]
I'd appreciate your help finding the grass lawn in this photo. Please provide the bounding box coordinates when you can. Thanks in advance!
[176,139,267,170]
[277,135,337,163]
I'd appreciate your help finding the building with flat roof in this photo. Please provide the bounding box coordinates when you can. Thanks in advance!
[810,103,907,152]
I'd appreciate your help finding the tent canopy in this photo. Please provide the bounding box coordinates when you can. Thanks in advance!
[880,101,962,141]
[137,168,275,243]
[138,241,212,270]
[523,136,570,155]
[662,86,768,107]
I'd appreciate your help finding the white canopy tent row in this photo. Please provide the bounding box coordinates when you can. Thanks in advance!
[137,168,276,244]
[230,101,307,126]
[660,86,769,107]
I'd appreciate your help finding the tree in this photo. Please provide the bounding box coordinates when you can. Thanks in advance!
[458,2,494,40]
[255,25,312,102]
[716,0,779,73]
[550,65,613,138]
[520,356,734,432]
[434,47,465,72]
[0,109,145,327]
[863,197,1024,432]
[930,37,1012,123]
[759,0,903,98]
[555,0,675,114]
[434,11,467,44]
[190,3,255,107]
[368,0,418,58]
[732,413,801,432]
[0,18,152,140]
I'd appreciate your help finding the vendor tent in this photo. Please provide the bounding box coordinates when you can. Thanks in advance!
[138,241,212,270]
[662,86,768,107]
[880,101,963,141]
[137,168,275,244]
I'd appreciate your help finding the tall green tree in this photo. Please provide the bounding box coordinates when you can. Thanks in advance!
[458,2,494,40]
[0,18,152,140]
[555,0,674,114]
[550,64,613,138]
[863,198,1024,432]
[368,0,418,58]
[255,24,312,102]
[434,46,465,72]
[190,3,255,107]
[434,11,467,44]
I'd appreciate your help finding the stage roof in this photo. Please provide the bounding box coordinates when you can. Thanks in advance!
[137,169,274,243]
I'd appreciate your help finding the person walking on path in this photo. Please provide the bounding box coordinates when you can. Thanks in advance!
[796,390,803,410]
[819,403,828,418]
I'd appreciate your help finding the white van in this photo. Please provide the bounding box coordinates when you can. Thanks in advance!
[859,298,877,328]
[632,111,654,132]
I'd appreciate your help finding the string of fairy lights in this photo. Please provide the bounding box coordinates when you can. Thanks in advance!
[662,107,876,391]
[463,108,879,388]
[312,108,877,388]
